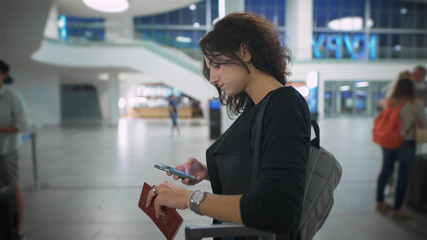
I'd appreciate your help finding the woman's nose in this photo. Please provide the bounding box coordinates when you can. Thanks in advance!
[209,71,219,85]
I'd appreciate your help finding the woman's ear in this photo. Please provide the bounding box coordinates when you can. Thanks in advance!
[239,43,251,63]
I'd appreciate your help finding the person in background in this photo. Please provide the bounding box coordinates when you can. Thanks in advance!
[0,59,31,239]
[146,12,310,239]
[375,78,427,220]
[168,94,181,136]
[411,66,427,106]
[378,70,411,109]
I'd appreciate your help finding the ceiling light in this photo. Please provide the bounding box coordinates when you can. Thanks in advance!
[193,22,200,28]
[189,4,197,11]
[328,17,373,31]
[83,0,129,13]
[400,8,408,15]
[394,45,402,51]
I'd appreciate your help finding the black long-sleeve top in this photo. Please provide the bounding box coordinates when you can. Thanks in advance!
[206,87,311,238]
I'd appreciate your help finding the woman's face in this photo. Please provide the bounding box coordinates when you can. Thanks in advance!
[204,56,250,97]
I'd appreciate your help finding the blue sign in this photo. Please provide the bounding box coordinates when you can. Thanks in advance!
[312,34,377,60]
[209,100,221,110]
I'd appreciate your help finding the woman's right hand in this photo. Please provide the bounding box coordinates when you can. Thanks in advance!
[169,157,209,185]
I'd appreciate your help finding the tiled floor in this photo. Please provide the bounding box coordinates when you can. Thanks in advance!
[17,117,427,240]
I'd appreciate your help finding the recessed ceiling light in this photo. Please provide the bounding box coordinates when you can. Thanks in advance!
[83,0,129,13]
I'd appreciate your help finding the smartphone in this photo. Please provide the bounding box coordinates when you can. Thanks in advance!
[154,163,196,181]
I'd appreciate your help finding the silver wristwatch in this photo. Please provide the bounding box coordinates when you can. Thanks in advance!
[189,190,207,215]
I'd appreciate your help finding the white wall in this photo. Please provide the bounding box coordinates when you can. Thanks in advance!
[60,76,109,121]
[12,69,61,126]
[1,0,59,126]
[43,1,59,40]
[32,39,217,104]
[0,0,4,55]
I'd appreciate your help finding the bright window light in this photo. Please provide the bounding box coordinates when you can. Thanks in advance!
[98,73,109,81]
[176,36,192,43]
[328,16,373,31]
[118,97,126,108]
[306,71,319,89]
[296,87,310,97]
[218,0,225,19]
[83,0,129,13]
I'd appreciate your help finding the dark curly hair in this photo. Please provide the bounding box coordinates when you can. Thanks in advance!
[199,12,292,117]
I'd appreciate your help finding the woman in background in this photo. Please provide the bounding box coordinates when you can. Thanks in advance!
[376,78,426,219]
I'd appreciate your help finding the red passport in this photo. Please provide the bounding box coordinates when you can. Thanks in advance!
[138,182,183,240]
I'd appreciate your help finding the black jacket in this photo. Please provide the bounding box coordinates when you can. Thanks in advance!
[206,87,311,238]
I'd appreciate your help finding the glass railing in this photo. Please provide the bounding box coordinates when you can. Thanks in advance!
[45,34,203,75]
[51,21,427,62]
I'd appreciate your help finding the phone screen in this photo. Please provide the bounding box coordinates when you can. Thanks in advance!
[154,163,196,181]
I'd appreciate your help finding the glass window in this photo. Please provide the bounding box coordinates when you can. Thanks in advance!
[314,0,427,60]
[245,0,286,26]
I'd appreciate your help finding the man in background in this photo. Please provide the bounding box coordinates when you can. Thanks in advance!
[411,66,427,106]
[0,59,31,239]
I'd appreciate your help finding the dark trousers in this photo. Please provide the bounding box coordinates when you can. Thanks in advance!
[376,141,416,210]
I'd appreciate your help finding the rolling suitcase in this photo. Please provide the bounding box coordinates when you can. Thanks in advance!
[406,155,427,213]
[0,186,19,240]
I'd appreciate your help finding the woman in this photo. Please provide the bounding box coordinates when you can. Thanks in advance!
[146,12,311,238]
[376,78,426,219]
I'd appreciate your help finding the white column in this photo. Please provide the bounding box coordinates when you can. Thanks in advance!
[286,0,313,61]
[105,17,135,43]
[108,72,120,125]
[224,0,244,15]
[318,74,325,119]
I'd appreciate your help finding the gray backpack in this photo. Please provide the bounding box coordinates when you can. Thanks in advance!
[253,94,342,240]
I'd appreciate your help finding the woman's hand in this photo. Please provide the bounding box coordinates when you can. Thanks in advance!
[169,157,209,185]
[145,181,192,218]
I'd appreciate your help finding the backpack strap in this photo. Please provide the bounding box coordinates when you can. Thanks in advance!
[310,120,320,149]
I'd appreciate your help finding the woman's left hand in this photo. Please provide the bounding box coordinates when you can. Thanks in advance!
[146,181,192,218]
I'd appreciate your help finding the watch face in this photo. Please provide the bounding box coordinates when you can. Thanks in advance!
[191,191,205,203]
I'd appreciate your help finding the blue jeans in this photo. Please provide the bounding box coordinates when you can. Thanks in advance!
[376,141,416,210]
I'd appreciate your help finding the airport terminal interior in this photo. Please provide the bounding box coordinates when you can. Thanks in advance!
[1,0,427,239]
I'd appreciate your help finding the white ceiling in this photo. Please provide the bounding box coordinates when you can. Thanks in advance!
[56,0,203,18]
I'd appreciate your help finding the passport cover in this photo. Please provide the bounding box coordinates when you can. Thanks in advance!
[138,182,183,240]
